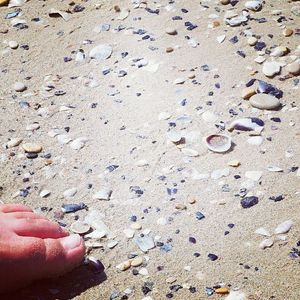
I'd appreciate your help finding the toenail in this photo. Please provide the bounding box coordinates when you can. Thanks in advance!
[61,234,81,250]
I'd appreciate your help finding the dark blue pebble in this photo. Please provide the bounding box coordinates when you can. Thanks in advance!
[246,78,256,87]
[180,99,187,106]
[145,7,159,14]
[269,195,284,202]
[172,16,182,20]
[170,285,183,292]
[208,253,218,261]
[167,188,177,195]
[236,50,246,58]
[61,202,87,213]
[201,64,210,71]
[189,237,196,244]
[73,4,85,12]
[240,196,258,208]
[106,165,119,172]
[130,215,137,222]
[121,52,128,58]
[229,36,238,44]
[254,41,266,51]
[195,211,205,220]
[270,117,281,122]
[258,80,283,98]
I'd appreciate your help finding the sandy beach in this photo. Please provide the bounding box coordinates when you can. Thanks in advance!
[0,0,300,299]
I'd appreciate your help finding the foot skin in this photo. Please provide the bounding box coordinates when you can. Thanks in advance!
[0,203,85,293]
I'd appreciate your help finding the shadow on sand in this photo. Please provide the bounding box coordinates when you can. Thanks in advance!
[2,265,107,300]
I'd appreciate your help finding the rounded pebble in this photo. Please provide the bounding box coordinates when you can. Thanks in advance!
[249,94,281,110]
[13,82,26,92]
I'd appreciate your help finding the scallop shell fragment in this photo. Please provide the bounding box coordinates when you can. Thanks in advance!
[70,221,90,234]
[229,117,264,132]
[205,134,232,153]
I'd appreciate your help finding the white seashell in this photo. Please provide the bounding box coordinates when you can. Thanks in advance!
[84,210,111,237]
[124,228,135,238]
[70,221,90,234]
[89,44,112,60]
[229,117,264,132]
[247,136,263,146]
[139,268,149,276]
[70,137,88,150]
[259,238,273,249]
[173,77,185,85]
[166,131,182,143]
[92,188,112,200]
[63,188,77,198]
[274,220,293,234]
[217,35,226,43]
[158,112,171,120]
[85,230,106,239]
[255,227,271,236]
[107,240,118,249]
[181,148,199,157]
[245,0,262,11]
[205,134,232,153]
[211,168,230,179]
[39,189,51,198]
[201,111,218,123]
[245,171,263,181]
[267,166,283,172]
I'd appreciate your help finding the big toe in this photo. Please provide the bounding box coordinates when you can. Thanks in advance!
[41,234,86,277]
[0,234,85,293]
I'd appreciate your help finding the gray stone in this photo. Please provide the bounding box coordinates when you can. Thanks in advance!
[249,94,281,110]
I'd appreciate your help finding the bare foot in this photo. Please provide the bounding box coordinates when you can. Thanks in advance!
[0,203,85,293]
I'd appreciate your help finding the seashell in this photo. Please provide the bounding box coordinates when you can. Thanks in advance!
[84,210,112,237]
[267,166,283,172]
[92,188,112,201]
[255,227,271,237]
[257,80,283,99]
[205,134,232,153]
[61,202,87,213]
[70,221,90,234]
[89,44,112,60]
[181,148,199,157]
[166,131,182,143]
[245,0,262,11]
[259,238,273,249]
[135,235,155,252]
[274,220,293,234]
[229,117,264,132]
[86,256,105,273]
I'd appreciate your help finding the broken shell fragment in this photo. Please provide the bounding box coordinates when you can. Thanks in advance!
[70,221,90,234]
[229,117,264,132]
[86,256,105,273]
[61,202,87,213]
[205,134,232,153]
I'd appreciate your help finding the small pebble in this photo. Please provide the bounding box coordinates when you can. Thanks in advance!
[14,82,26,92]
